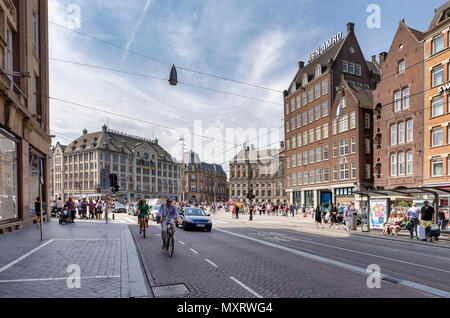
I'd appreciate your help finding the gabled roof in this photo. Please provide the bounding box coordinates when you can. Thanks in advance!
[184,151,225,174]
[347,83,374,107]
[428,1,450,31]
[366,60,380,75]
[407,26,425,41]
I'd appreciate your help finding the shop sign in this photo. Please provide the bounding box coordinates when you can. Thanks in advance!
[308,32,343,63]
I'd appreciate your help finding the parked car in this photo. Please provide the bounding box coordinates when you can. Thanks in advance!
[114,203,126,213]
[180,207,212,232]
[127,202,138,216]
[150,205,161,221]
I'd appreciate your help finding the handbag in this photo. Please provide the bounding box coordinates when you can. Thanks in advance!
[431,224,439,231]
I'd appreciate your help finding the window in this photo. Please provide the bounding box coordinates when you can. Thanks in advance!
[33,13,39,57]
[287,176,290,187]
[338,114,349,133]
[365,138,371,154]
[285,104,289,115]
[432,66,444,87]
[398,60,405,73]
[308,87,314,103]
[339,139,349,156]
[391,154,397,177]
[332,119,337,135]
[350,112,356,130]
[316,147,322,162]
[365,164,371,179]
[316,169,322,183]
[297,134,302,148]
[333,166,338,181]
[309,149,314,164]
[303,132,308,146]
[333,143,338,158]
[292,173,297,186]
[298,172,302,185]
[323,145,329,161]
[310,170,315,184]
[340,163,349,180]
[322,79,328,96]
[431,158,443,177]
[391,124,398,146]
[296,96,301,110]
[343,60,348,73]
[286,122,289,133]
[315,83,321,99]
[0,130,18,221]
[302,112,308,126]
[432,35,444,54]
[309,109,314,123]
[355,64,361,76]
[394,91,402,112]
[291,118,296,131]
[292,155,296,168]
[398,153,405,176]
[6,29,13,86]
[407,151,413,175]
[407,120,413,142]
[365,113,371,129]
[297,153,302,166]
[291,99,296,112]
[431,127,444,147]
[432,97,444,118]
[322,123,329,139]
[323,168,329,182]
[303,151,308,165]
[315,65,322,77]
[304,172,308,185]
[315,126,321,141]
[351,162,357,179]
[341,96,347,108]
[349,62,355,74]
[286,139,290,151]
[314,105,320,120]
[351,137,356,154]
[309,129,314,144]
[398,122,405,144]
[322,101,328,117]
[302,92,307,106]
[303,75,308,86]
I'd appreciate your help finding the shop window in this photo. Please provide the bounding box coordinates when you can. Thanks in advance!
[0,130,18,221]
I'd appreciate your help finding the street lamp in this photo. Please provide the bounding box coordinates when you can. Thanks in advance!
[169,64,178,86]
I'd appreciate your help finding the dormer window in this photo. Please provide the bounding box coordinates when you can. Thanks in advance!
[315,65,322,77]
[302,74,308,86]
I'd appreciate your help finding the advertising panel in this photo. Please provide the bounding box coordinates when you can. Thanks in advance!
[369,199,387,230]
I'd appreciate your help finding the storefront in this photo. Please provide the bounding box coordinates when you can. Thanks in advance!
[334,187,355,205]
[293,191,302,206]
[305,190,314,208]
[0,129,19,224]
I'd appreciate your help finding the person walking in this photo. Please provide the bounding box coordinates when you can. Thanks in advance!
[88,200,95,219]
[309,206,315,219]
[95,201,103,220]
[290,204,295,217]
[56,197,64,216]
[420,200,435,241]
[329,203,338,230]
[344,204,352,232]
[406,203,420,239]
[315,204,323,228]
[249,204,254,221]
[66,197,76,223]
[235,204,240,219]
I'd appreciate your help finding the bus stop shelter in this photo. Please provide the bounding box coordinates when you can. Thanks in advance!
[354,187,450,233]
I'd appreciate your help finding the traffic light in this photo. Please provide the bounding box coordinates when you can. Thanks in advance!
[246,187,255,200]
[109,174,120,194]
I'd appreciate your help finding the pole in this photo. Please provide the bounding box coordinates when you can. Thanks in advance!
[39,182,44,241]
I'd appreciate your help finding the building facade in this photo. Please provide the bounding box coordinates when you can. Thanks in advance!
[229,145,286,203]
[52,126,181,202]
[283,23,380,209]
[0,0,50,232]
[423,1,450,202]
[182,151,228,203]
[373,20,424,190]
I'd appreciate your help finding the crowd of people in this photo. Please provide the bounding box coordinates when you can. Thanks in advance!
[50,197,115,223]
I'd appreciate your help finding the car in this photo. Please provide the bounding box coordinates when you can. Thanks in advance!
[114,203,126,213]
[127,202,138,216]
[150,205,161,221]
[180,207,212,232]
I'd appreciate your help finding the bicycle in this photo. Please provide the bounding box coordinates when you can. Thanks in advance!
[164,224,175,257]
[139,216,149,239]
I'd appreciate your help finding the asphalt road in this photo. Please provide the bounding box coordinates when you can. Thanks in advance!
[125,213,450,298]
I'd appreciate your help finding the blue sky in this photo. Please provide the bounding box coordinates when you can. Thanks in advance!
[49,0,446,169]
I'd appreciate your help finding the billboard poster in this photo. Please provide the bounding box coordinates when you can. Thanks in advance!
[321,192,332,213]
[369,199,387,230]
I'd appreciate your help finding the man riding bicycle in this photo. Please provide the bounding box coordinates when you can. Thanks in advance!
[137,199,150,235]
[157,197,180,250]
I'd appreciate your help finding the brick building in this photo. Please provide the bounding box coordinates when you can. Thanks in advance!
[423,1,450,203]
[182,151,228,203]
[283,23,380,209]
[373,20,425,190]
[0,0,50,232]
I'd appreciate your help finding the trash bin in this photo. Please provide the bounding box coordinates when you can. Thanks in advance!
[351,213,357,231]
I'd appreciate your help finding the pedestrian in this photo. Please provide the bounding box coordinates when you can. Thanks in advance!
[235,204,240,219]
[96,201,103,220]
[66,197,76,223]
[315,204,323,228]
[406,203,420,239]
[309,206,315,219]
[329,203,338,230]
[420,200,435,241]
[88,200,95,219]
[344,204,352,232]
[56,197,64,216]
[249,204,253,221]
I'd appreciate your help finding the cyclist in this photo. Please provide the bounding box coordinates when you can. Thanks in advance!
[137,199,150,235]
[157,197,180,250]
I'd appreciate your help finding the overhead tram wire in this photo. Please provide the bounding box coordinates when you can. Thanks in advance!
[49,58,283,105]
[48,21,284,94]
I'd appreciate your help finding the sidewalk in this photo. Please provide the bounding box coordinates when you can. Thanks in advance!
[0,218,149,298]
[210,209,450,248]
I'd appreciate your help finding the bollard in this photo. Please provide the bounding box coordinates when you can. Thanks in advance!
[113,213,115,220]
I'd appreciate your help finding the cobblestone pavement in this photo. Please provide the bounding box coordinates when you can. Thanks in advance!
[0,218,148,298]
[132,217,446,298]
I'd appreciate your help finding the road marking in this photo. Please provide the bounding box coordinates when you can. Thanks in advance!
[205,259,218,268]
[216,228,450,298]
[230,277,263,298]
[0,275,121,283]
[179,241,186,246]
[213,220,229,224]
[0,239,55,274]
[190,249,198,255]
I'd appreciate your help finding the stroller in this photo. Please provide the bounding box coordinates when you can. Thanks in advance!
[58,207,73,224]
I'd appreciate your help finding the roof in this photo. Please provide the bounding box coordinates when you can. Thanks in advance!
[348,84,374,106]
[407,26,425,41]
[184,151,225,174]
[366,60,380,75]
[63,129,175,163]
[427,1,450,31]
[230,146,280,164]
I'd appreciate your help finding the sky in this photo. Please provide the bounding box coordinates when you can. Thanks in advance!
[49,0,447,173]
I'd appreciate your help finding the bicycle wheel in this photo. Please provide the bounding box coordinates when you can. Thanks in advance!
[143,225,146,238]
[167,233,174,257]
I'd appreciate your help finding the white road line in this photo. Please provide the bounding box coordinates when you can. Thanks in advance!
[179,241,186,246]
[0,275,121,283]
[230,277,263,298]
[216,228,450,298]
[0,239,55,274]
[190,249,198,255]
[213,220,229,224]
[205,259,218,268]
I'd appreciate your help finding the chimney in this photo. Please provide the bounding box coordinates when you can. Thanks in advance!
[379,52,388,63]
[347,22,355,34]
[298,61,304,70]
